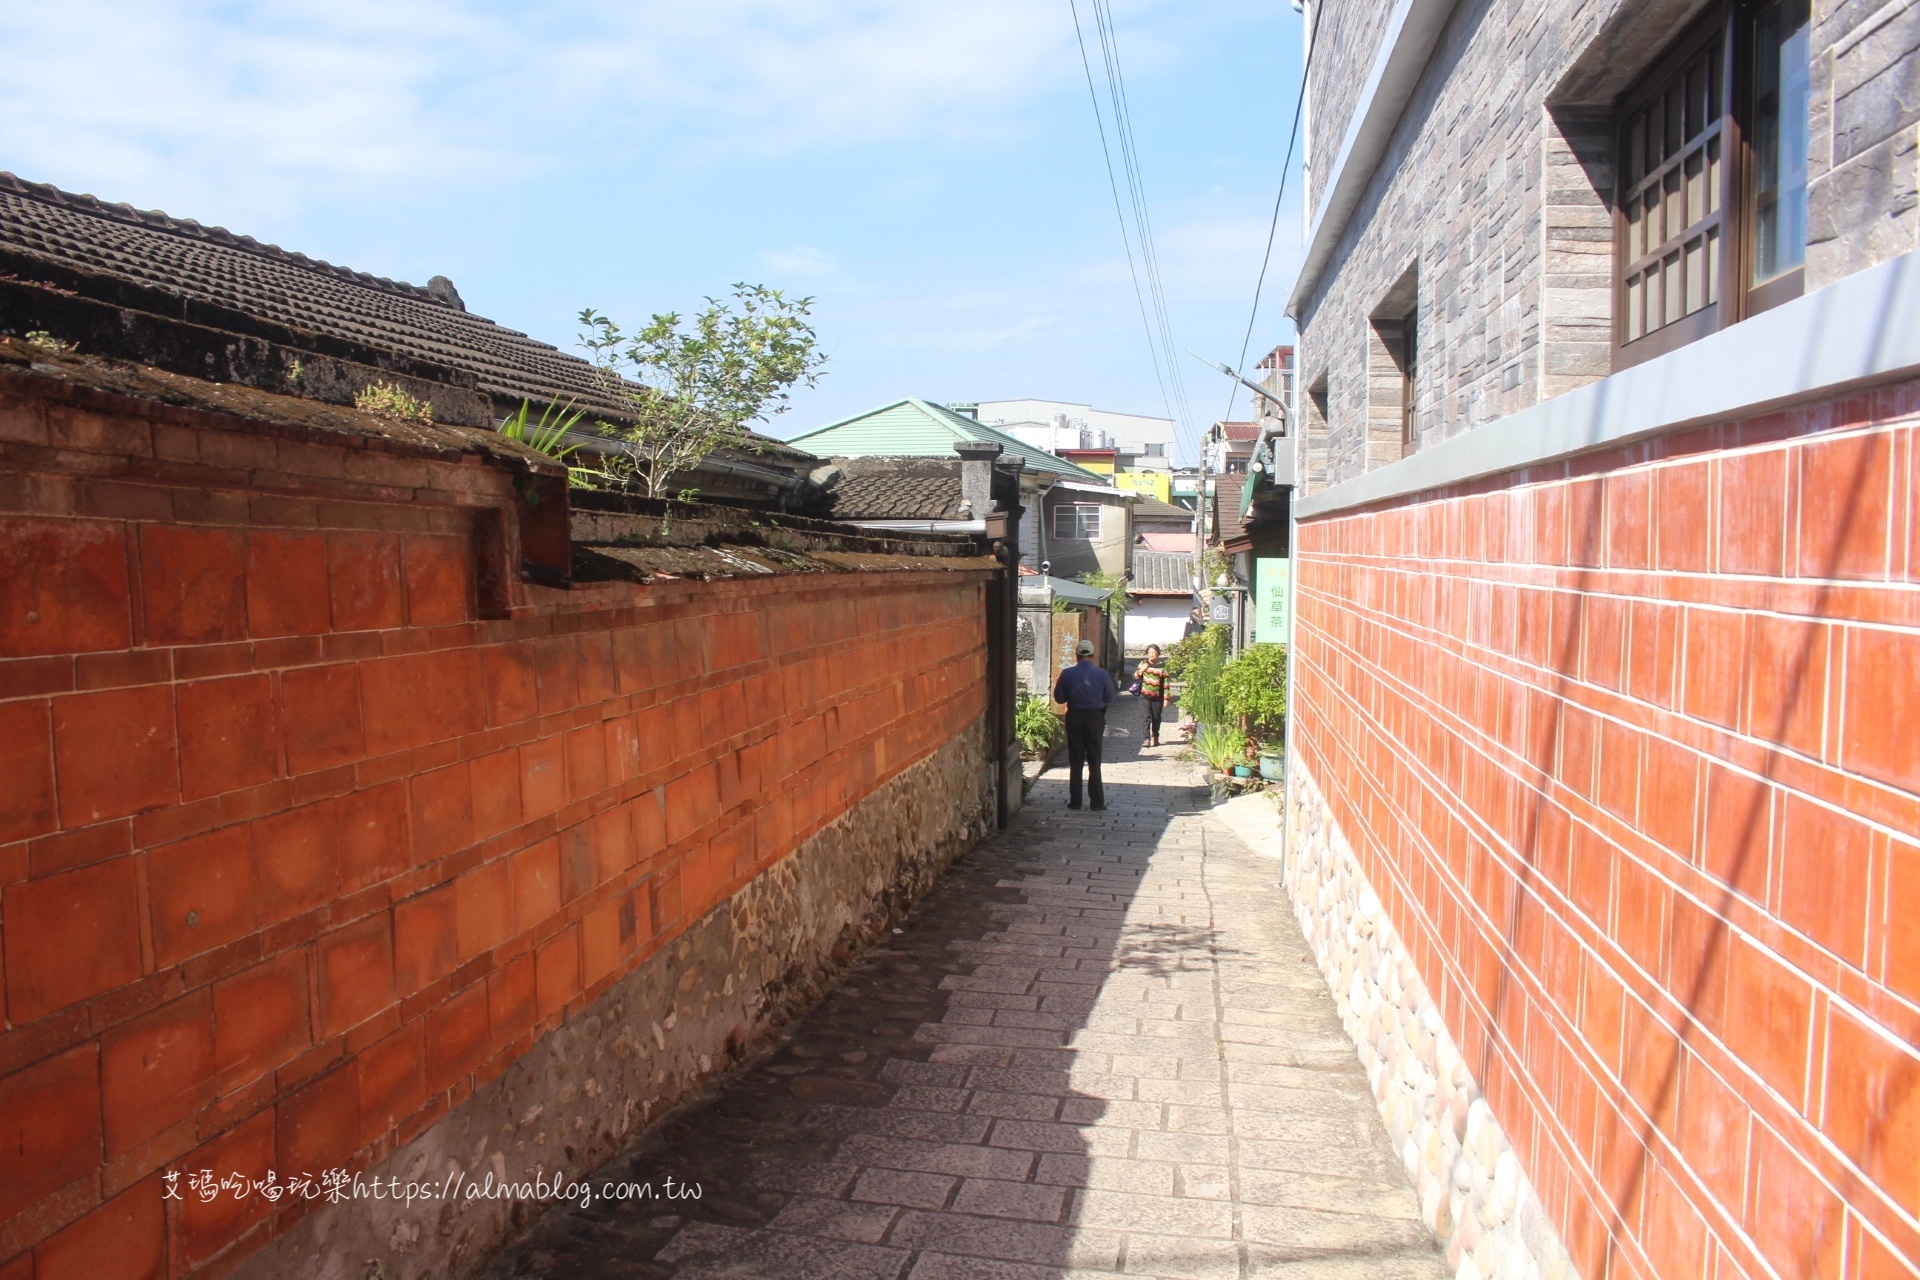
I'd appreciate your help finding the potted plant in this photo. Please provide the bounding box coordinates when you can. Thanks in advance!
[1257,745,1285,781]
[1194,723,1247,776]
[1218,643,1287,783]
[1015,693,1066,762]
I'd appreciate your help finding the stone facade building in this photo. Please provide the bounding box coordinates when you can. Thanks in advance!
[1282,0,1919,1277]
[1290,0,1917,491]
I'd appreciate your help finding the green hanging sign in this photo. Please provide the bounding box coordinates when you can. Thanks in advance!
[1254,557,1290,643]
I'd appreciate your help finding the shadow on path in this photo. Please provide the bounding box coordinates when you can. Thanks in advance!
[484,695,1445,1279]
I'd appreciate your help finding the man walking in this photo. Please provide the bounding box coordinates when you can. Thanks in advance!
[1053,639,1117,811]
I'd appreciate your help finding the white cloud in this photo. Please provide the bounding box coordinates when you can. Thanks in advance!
[757,245,840,281]
[0,0,1091,221]
[0,0,1295,463]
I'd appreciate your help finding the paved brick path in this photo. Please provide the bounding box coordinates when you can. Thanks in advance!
[488,697,1448,1279]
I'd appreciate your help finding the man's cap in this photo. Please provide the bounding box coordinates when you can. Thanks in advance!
[1076,640,1095,656]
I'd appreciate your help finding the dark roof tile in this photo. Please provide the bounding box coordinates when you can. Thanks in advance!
[0,173,811,462]
[827,472,966,520]
[1130,549,1194,595]
[1130,496,1193,524]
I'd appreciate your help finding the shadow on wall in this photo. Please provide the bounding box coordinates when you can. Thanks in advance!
[1043,548,1103,583]
[1482,418,1904,1277]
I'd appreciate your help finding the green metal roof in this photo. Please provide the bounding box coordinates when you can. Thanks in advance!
[788,398,1104,482]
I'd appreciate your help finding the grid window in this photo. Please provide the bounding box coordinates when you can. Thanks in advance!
[1052,504,1102,540]
[1614,0,1810,366]
[1618,26,1726,347]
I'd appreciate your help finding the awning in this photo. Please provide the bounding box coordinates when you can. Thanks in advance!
[1051,479,1133,498]
[1019,575,1112,608]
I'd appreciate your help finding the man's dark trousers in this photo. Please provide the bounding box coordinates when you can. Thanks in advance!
[1065,709,1105,808]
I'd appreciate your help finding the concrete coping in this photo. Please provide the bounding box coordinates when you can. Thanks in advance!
[1286,0,1461,320]
[1294,248,1920,520]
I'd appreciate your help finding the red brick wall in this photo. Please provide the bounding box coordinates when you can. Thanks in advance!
[0,384,990,1276]
[1292,378,1920,1278]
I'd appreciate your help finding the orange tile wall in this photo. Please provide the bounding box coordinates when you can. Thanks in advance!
[1291,378,1920,1279]
[0,394,991,1277]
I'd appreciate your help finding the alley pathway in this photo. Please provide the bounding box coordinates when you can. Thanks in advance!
[488,696,1448,1280]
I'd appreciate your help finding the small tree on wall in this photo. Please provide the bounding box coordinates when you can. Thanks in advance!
[578,284,826,499]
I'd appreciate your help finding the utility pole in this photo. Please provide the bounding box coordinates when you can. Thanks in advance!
[1196,424,1211,624]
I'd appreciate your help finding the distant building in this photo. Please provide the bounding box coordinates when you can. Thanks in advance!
[971,399,1176,472]
[1123,549,1195,656]
[1168,468,1203,511]
[1056,448,1117,476]
[1252,344,1294,421]
[1204,421,1261,475]
[789,397,1134,581]
[1130,496,1196,551]
[1112,470,1172,504]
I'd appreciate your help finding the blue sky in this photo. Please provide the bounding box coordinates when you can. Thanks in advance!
[1,0,1307,459]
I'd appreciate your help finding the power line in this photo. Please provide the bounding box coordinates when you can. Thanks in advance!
[1221,0,1327,427]
[1068,0,1181,451]
[1088,0,1201,461]
[1090,3,1186,414]
[1068,0,1203,465]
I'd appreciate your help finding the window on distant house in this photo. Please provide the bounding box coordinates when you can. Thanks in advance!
[1145,442,1167,457]
[1052,503,1102,540]
[1614,0,1809,366]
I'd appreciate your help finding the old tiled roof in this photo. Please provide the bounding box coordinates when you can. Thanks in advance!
[0,174,626,413]
[1130,496,1194,525]
[0,173,811,462]
[829,472,966,520]
[1212,475,1248,546]
[0,335,560,471]
[1131,549,1195,596]
[818,456,971,521]
[565,493,996,586]
[1217,421,1261,442]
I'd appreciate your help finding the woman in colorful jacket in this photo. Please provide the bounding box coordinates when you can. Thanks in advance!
[1132,644,1169,747]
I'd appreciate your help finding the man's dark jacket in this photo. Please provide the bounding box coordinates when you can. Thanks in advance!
[1054,660,1117,711]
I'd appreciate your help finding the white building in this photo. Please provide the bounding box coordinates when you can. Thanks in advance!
[967,400,1176,471]
[1122,549,1195,657]
[997,416,1116,457]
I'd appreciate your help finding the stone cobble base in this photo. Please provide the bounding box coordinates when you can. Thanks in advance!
[233,722,995,1280]
[1285,760,1574,1280]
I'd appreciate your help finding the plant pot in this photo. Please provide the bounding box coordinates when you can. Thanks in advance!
[1232,765,1254,778]
[1258,751,1284,781]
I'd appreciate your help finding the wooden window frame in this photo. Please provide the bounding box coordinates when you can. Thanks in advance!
[1611,0,1807,370]
[1400,309,1418,449]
